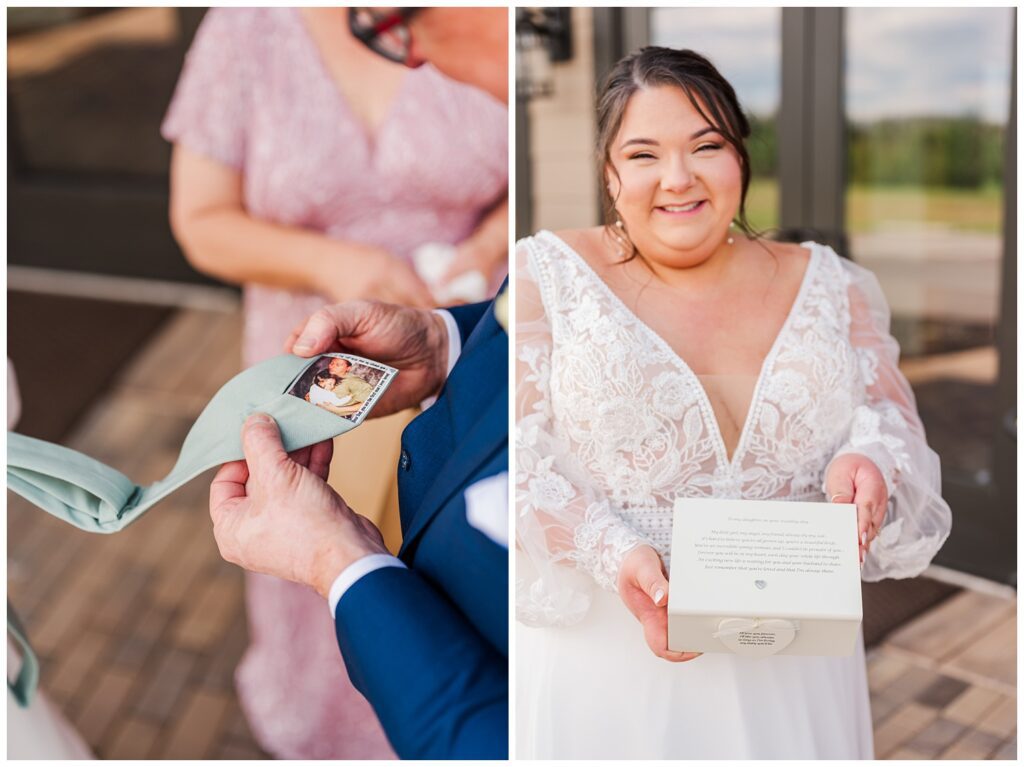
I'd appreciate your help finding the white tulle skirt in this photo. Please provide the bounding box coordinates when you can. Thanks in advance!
[516,588,874,760]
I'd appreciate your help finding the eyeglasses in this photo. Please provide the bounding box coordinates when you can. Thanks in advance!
[348,8,423,66]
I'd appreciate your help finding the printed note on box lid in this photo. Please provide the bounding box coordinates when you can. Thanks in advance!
[666,498,862,657]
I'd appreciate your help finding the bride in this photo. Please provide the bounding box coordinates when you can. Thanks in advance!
[515,46,951,760]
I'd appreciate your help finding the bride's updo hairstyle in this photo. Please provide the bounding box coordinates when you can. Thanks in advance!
[597,46,756,262]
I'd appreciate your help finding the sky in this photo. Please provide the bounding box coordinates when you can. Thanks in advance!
[650,7,781,115]
[650,7,1013,124]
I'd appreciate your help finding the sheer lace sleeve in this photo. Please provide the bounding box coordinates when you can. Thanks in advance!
[516,241,654,627]
[828,258,952,581]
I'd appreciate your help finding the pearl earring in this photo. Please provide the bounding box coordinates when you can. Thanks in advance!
[727,222,735,246]
[611,218,627,257]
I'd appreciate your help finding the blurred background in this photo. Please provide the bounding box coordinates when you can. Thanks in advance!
[9,7,207,283]
[9,4,512,760]
[3,5,1017,761]
[8,7,234,440]
[8,7,259,759]
[516,6,1015,760]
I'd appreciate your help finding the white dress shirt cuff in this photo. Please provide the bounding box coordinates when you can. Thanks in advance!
[327,554,407,618]
[421,309,462,410]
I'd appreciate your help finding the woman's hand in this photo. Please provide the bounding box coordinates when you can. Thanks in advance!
[169,146,437,306]
[439,198,508,290]
[825,453,888,564]
[314,245,435,308]
[617,545,702,663]
[438,239,506,291]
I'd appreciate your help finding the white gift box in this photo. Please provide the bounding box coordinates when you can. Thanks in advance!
[667,498,863,657]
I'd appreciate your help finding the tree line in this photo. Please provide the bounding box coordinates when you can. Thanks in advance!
[745,114,1005,189]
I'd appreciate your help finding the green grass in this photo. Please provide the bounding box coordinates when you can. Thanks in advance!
[739,179,1003,235]
[743,178,779,233]
[846,184,1002,234]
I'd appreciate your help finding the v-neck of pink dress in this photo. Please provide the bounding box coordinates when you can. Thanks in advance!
[162,6,508,365]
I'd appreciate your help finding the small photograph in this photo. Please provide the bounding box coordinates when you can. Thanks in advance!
[285,354,396,422]
[7,5,509,762]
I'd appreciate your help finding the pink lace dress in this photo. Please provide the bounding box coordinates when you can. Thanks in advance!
[162,8,507,759]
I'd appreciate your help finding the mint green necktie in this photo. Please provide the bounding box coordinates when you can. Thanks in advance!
[8,603,38,708]
[7,354,394,534]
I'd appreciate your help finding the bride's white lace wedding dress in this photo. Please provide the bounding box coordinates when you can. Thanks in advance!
[515,230,951,759]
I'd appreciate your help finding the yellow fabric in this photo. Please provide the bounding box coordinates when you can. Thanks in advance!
[326,406,418,555]
[335,374,374,405]
[493,285,509,332]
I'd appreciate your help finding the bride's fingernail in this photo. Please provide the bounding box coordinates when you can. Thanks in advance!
[295,335,315,351]
[861,531,868,547]
[653,588,665,605]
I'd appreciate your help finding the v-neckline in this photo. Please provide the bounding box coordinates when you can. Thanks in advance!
[292,8,413,153]
[538,230,820,471]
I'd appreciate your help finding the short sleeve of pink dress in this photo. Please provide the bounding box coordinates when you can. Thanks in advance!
[161,8,251,170]
[161,9,507,760]
[162,7,508,365]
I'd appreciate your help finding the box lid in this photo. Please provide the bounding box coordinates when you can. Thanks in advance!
[668,498,862,620]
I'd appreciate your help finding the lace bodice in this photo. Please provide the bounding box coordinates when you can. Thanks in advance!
[516,231,952,627]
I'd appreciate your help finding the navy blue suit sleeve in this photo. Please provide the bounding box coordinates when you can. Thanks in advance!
[334,566,508,760]
[444,301,491,345]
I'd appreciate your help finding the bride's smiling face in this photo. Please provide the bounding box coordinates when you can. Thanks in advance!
[606,85,743,268]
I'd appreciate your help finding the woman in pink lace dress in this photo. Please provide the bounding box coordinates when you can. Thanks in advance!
[161,8,507,759]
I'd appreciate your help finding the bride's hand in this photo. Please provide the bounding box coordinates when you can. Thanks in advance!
[617,545,703,663]
[825,453,888,565]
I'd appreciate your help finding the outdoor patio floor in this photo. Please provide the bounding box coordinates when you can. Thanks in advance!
[868,588,1016,759]
[6,304,1016,759]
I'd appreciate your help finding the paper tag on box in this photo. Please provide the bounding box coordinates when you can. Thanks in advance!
[667,498,862,657]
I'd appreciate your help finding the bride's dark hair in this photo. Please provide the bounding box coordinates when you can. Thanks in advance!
[597,46,756,262]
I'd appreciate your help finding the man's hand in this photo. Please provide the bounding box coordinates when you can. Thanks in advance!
[825,453,888,565]
[284,300,450,417]
[210,413,388,597]
[617,545,702,663]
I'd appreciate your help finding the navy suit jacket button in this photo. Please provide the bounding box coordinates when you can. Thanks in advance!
[399,449,411,471]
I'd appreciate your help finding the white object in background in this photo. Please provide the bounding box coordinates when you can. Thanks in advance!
[412,243,488,304]
[8,358,21,428]
[7,360,94,759]
[8,643,93,759]
[667,498,862,657]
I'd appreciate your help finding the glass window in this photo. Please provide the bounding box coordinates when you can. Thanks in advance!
[650,8,781,231]
[844,8,1013,478]
[8,7,190,179]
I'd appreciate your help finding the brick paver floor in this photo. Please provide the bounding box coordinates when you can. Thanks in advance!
[8,306,268,759]
[869,589,1016,759]
[7,305,1016,759]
